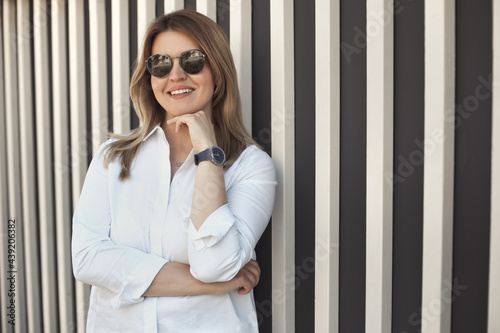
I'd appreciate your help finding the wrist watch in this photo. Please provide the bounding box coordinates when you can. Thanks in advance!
[194,146,226,166]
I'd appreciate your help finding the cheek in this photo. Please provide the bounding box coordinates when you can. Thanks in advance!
[201,64,215,90]
[151,78,166,99]
[150,77,161,92]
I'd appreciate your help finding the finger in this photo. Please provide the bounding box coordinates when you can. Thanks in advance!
[175,118,185,133]
[238,277,253,295]
[251,260,261,276]
[244,260,259,272]
[166,114,190,126]
[241,268,259,288]
[243,262,261,281]
[237,272,254,288]
[238,287,250,295]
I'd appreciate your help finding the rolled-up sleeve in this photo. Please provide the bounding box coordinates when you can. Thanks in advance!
[185,147,277,283]
[72,141,167,309]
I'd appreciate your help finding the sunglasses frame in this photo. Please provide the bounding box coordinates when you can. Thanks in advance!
[145,49,207,78]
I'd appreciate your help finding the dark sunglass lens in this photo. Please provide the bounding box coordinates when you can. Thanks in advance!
[148,54,172,77]
[181,50,206,75]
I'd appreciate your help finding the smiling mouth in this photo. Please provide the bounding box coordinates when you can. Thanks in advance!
[169,88,194,95]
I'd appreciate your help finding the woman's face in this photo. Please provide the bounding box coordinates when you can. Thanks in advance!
[150,30,215,120]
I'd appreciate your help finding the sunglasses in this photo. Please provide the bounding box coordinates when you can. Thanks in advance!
[145,49,206,78]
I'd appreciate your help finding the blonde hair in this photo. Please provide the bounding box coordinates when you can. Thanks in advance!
[104,9,257,180]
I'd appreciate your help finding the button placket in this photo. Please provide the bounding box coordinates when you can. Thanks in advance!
[149,135,171,256]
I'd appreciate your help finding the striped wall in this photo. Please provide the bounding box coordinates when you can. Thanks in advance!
[0,0,499,332]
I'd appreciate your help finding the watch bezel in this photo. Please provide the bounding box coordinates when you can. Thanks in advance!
[210,146,226,166]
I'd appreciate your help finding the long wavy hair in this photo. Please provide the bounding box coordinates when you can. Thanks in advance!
[104,9,257,180]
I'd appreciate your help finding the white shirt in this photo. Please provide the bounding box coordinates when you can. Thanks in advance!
[72,125,277,333]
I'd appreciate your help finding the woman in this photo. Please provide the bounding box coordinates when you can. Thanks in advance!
[72,9,276,332]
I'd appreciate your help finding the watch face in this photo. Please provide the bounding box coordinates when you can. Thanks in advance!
[211,147,226,165]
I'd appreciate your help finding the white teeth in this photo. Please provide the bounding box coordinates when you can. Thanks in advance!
[170,88,194,95]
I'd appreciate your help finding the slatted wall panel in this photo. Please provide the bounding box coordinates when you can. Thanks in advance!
[365,0,394,331]
[3,1,27,332]
[68,1,89,331]
[339,0,367,330]
[34,0,58,331]
[270,0,295,331]
[422,1,456,332]
[315,0,340,331]
[0,3,10,332]
[16,1,41,331]
[490,2,500,332]
[392,1,424,332]
[0,1,498,332]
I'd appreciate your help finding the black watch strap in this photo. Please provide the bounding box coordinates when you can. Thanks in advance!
[194,148,210,166]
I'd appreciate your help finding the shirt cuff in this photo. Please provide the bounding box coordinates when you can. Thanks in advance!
[183,204,235,251]
[110,253,168,309]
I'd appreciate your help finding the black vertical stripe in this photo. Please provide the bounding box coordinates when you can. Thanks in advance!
[65,2,78,324]
[84,0,93,164]
[130,0,140,129]
[184,0,196,11]
[251,0,272,332]
[216,0,230,39]
[105,0,113,132]
[452,0,492,332]
[28,0,44,326]
[156,0,164,16]
[339,0,367,331]
[392,1,424,332]
[294,0,316,331]
[82,0,93,165]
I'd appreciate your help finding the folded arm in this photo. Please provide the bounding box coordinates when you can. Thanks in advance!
[142,259,261,297]
[186,148,277,283]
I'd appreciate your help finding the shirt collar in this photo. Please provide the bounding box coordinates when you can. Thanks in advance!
[142,124,162,142]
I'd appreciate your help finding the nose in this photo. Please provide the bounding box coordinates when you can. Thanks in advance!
[168,58,187,81]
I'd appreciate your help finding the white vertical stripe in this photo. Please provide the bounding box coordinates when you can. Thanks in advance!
[365,0,394,332]
[315,0,340,332]
[0,3,12,333]
[16,0,42,331]
[270,0,295,332]
[112,0,130,134]
[230,0,252,133]
[197,0,217,21]
[89,0,109,153]
[488,1,500,332]
[422,0,455,332]
[137,0,156,58]
[34,0,58,331]
[52,1,76,331]
[164,0,184,13]
[3,2,28,333]
[69,1,90,332]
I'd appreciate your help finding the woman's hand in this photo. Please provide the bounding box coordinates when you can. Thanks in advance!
[211,259,261,295]
[166,111,216,152]
[143,260,261,297]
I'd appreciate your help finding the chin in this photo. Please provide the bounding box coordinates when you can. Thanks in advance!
[166,104,212,117]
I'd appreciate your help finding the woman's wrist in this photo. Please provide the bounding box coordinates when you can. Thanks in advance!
[207,280,238,295]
